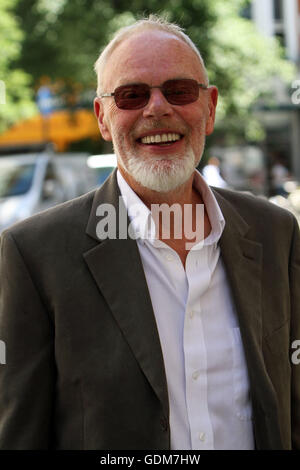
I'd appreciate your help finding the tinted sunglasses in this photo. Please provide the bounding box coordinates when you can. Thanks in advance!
[99,79,208,110]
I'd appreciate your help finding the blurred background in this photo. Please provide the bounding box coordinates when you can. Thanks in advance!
[0,0,300,231]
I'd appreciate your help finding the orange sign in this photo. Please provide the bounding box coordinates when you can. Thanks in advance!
[0,109,100,152]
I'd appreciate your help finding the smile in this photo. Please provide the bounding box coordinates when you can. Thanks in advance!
[139,133,182,145]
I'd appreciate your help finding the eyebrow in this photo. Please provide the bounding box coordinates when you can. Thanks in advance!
[115,77,201,87]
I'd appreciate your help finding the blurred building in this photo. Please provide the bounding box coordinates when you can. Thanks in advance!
[246,0,300,183]
[251,0,300,61]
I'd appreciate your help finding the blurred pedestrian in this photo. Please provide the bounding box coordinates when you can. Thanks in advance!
[202,156,228,188]
[270,155,290,196]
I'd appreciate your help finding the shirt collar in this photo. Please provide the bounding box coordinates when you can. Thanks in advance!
[117,169,225,247]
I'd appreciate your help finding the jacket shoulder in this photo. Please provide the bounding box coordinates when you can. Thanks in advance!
[1,189,96,247]
[212,186,300,249]
[213,186,296,224]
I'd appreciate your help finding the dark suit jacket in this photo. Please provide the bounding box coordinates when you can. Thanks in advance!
[0,170,299,450]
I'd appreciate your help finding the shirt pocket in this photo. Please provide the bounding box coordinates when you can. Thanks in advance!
[231,327,253,421]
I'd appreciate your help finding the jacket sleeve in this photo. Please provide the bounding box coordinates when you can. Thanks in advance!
[0,230,55,449]
[290,216,300,449]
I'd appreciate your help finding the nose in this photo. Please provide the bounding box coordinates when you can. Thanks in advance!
[142,87,174,119]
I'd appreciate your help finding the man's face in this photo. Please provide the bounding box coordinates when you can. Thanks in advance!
[94,30,218,193]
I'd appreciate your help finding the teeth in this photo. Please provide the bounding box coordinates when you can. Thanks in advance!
[141,133,181,144]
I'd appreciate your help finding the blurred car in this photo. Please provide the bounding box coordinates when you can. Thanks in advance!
[269,180,300,226]
[86,154,117,188]
[0,151,91,232]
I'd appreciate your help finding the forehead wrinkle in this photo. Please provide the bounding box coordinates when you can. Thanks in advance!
[114,75,196,88]
[117,37,189,72]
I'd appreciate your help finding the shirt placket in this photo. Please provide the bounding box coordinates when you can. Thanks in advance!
[183,248,214,450]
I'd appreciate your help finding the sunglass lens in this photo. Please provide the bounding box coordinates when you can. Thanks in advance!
[115,84,149,109]
[163,79,199,105]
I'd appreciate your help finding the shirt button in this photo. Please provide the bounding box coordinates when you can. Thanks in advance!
[189,310,195,319]
[192,371,200,380]
[164,254,174,262]
[199,432,206,442]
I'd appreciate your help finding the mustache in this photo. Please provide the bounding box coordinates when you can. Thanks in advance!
[133,120,188,138]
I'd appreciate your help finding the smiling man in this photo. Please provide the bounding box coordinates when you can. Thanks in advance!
[0,16,299,450]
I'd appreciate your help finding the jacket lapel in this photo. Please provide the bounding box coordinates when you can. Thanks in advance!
[213,189,283,448]
[213,189,263,355]
[83,171,169,418]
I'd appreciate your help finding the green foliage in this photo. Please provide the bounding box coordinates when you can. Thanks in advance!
[0,0,36,132]
[206,0,295,141]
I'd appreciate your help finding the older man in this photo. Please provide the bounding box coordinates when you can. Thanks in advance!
[0,16,299,450]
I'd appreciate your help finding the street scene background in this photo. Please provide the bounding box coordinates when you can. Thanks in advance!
[0,0,300,231]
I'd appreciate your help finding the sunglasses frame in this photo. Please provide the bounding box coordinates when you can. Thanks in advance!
[99,79,208,109]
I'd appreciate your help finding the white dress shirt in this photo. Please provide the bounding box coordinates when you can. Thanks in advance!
[117,169,254,450]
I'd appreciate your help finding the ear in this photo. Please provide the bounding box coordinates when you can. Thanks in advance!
[94,97,112,141]
[205,86,218,136]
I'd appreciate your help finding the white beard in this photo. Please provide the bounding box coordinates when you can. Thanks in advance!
[114,143,204,192]
[110,115,206,192]
[126,150,197,192]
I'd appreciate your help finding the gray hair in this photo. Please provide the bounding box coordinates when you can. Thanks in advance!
[94,14,209,96]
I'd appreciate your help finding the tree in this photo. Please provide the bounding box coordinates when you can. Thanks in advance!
[205,0,294,142]
[0,0,36,132]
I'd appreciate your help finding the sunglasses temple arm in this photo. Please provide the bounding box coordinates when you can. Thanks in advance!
[99,93,115,98]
